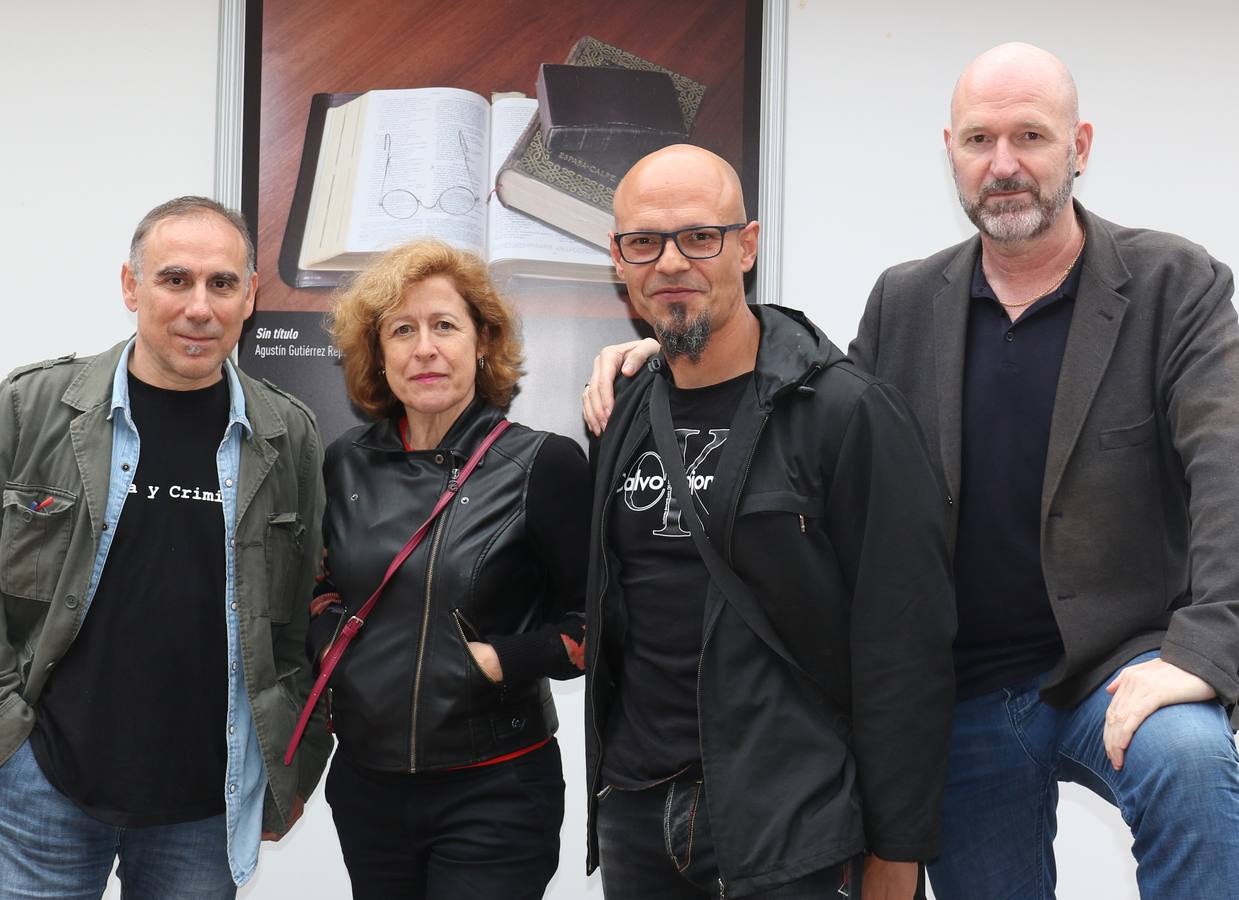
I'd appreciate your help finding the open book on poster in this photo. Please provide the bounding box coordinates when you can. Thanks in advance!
[297,88,615,283]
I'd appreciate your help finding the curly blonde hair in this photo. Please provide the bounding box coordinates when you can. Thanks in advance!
[329,240,524,420]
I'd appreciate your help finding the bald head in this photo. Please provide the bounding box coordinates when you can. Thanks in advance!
[613,144,747,228]
[607,144,759,379]
[952,42,1079,130]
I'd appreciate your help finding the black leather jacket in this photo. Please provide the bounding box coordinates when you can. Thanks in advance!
[310,400,588,772]
[586,306,957,896]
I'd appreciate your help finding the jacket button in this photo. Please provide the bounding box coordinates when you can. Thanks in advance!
[64,594,78,609]
[511,717,525,730]
[21,510,32,523]
[434,453,445,464]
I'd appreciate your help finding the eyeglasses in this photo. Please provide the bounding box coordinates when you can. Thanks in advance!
[379,130,479,220]
[613,223,747,265]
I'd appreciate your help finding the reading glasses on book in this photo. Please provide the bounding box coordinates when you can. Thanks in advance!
[614,224,747,264]
[379,130,480,220]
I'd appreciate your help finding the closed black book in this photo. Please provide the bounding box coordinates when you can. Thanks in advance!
[496,36,707,249]
[536,63,686,165]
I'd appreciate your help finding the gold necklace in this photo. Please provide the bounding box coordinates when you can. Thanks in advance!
[995,230,1087,309]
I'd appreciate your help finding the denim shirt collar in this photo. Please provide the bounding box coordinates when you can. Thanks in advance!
[106,338,253,439]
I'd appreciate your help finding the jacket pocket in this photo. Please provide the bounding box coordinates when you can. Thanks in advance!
[0,486,78,602]
[736,489,817,518]
[736,489,822,540]
[451,608,501,685]
[1099,412,1156,450]
[265,511,305,623]
[275,665,304,715]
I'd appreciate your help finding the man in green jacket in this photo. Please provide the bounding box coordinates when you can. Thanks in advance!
[0,197,328,898]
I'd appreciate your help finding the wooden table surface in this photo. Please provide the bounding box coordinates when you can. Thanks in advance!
[251,0,757,314]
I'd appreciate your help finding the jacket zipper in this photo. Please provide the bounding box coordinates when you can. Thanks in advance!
[408,465,457,770]
[588,421,636,870]
[587,495,613,782]
[696,412,768,899]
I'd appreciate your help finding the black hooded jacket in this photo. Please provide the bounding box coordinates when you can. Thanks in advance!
[585,305,957,896]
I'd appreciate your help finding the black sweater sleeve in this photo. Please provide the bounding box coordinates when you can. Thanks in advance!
[485,433,590,683]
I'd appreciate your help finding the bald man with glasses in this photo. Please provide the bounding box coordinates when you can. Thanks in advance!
[581,144,956,900]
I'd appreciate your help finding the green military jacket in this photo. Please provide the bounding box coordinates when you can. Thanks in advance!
[0,341,329,835]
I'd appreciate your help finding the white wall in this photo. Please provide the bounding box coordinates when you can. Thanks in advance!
[3,1,1237,898]
[784,0,1238,344]
[0,0,221,365]
[783,2,1239,898]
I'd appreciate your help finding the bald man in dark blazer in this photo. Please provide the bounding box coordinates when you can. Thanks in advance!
[849,43,1239,900]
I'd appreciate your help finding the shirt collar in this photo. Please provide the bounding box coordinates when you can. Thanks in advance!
[108,338,253,438]
[970,246,1085,312]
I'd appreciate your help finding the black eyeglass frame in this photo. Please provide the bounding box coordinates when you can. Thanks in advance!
[613,223,748,265]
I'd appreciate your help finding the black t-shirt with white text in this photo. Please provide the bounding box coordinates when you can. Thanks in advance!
[31,373,230,826]
[602,372,752,787]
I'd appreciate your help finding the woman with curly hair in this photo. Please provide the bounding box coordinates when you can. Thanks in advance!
[307,239,588,899]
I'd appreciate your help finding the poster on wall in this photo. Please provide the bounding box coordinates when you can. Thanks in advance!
[238,0,764,445]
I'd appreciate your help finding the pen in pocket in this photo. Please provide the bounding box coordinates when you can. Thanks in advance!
[29,496,54,512]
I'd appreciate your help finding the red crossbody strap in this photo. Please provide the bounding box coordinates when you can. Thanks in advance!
[283,418,511,766]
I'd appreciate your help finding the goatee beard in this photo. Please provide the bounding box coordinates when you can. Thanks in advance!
[655,303,711,364]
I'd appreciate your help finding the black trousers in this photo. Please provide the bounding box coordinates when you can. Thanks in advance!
[325,739,564,900]
[596,775,858,899]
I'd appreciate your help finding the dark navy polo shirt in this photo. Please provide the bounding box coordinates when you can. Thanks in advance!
[953,249,1084,700]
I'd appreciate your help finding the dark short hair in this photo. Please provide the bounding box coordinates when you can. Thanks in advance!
[128,196,256,280]
[329,240,524,420]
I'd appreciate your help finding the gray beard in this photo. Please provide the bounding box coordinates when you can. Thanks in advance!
[957,150,1076,243]
[655,303,711,364]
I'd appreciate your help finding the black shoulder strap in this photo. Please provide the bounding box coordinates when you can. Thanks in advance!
[648,376,821,692]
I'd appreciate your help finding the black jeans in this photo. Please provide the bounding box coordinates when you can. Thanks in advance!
[325,739,564,900]
[596,775,857,898]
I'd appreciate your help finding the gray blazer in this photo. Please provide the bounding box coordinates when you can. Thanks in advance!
[849,203,1239,713]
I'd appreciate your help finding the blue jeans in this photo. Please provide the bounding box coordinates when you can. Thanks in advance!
[0,739,235,900]
[929,651,1239,899]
